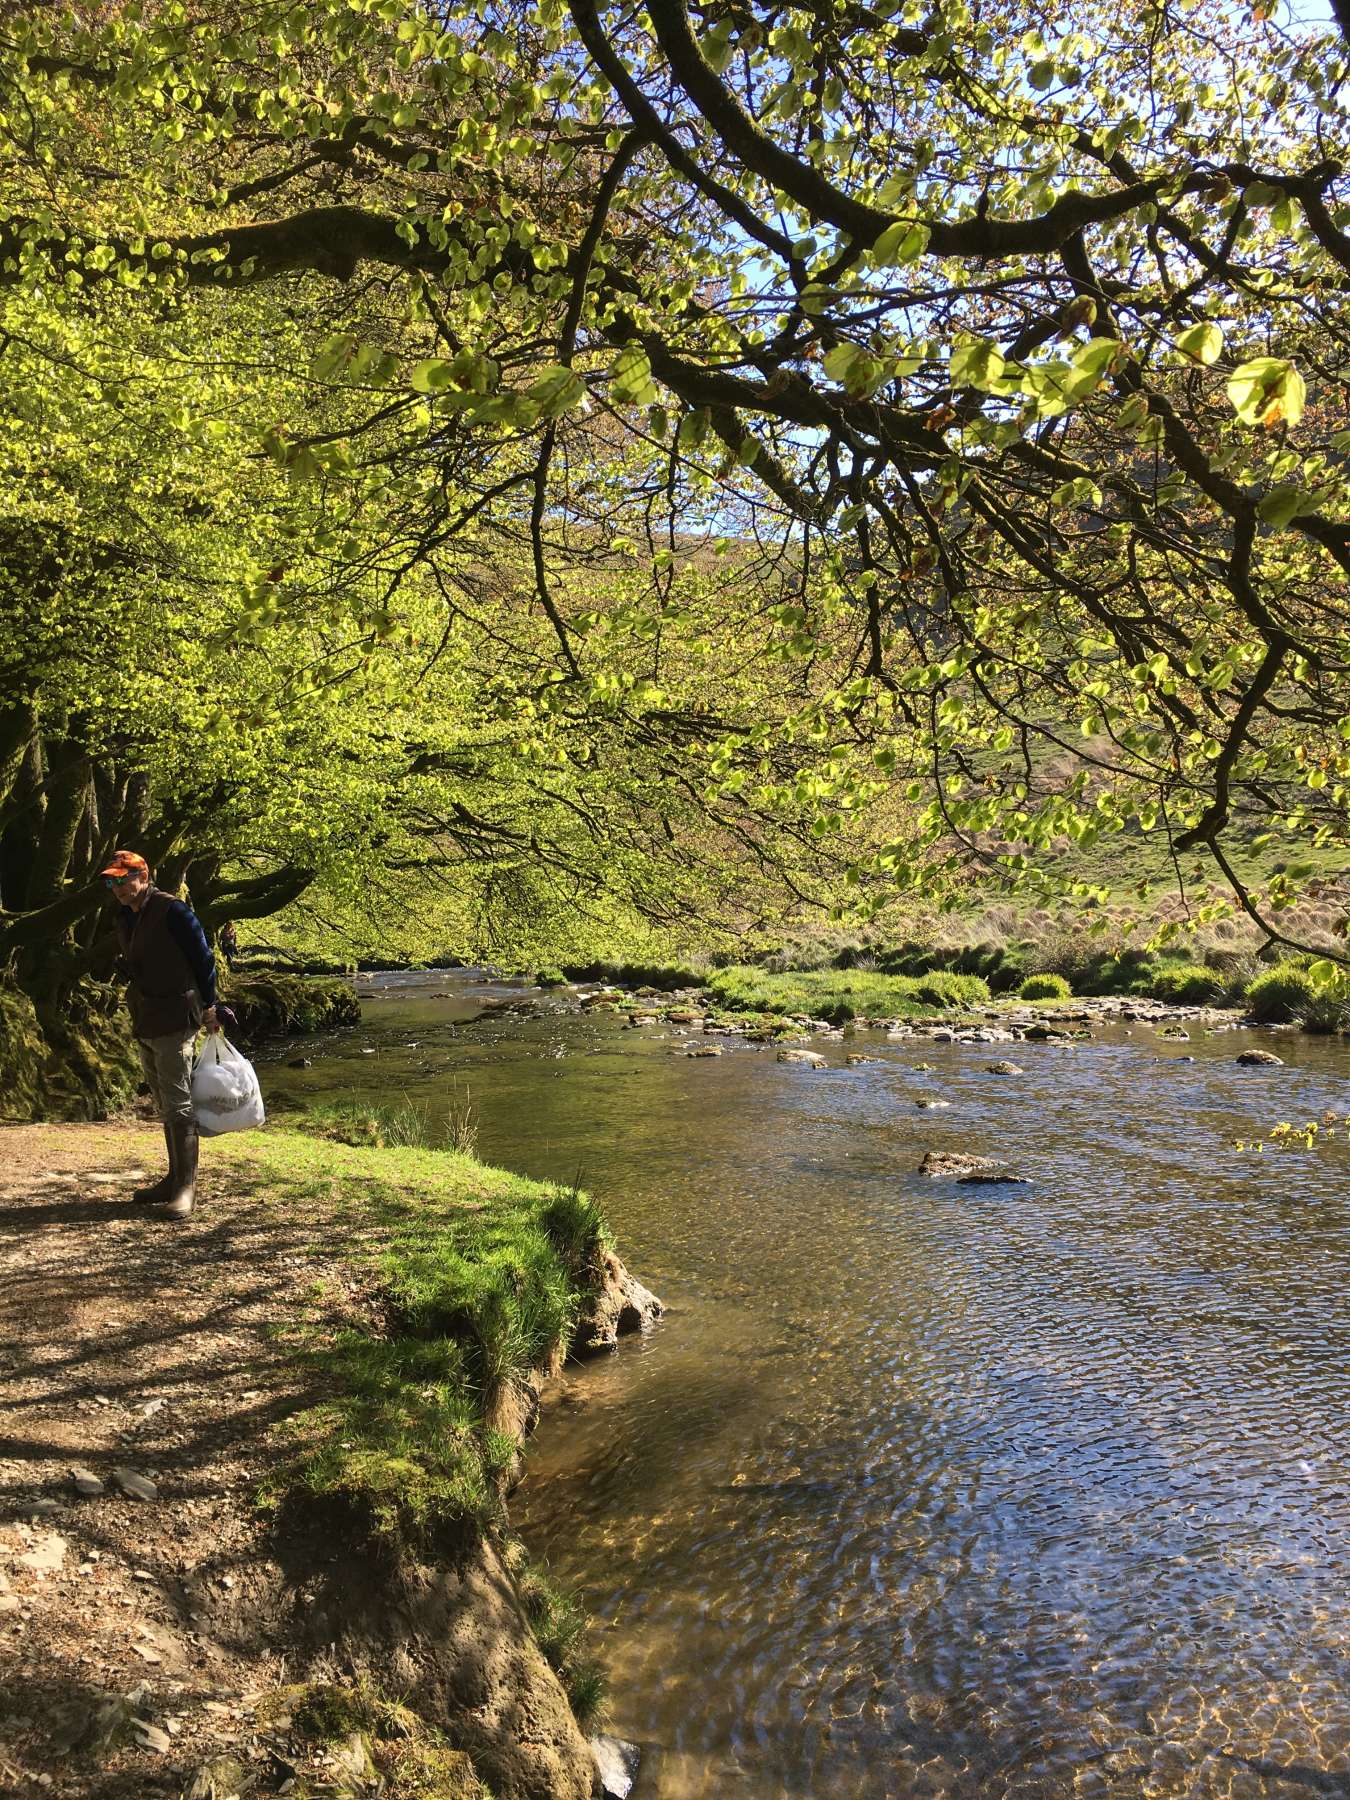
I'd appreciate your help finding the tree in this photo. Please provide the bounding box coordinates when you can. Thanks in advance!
[1,0,1346,973]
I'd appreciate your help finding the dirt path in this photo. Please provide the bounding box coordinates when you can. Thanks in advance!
[0,1122,346,1798]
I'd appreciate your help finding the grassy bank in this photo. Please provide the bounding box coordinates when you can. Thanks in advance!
[696,949,1348,1033]
[206,1123,617,1723]
[704,965,992,1023]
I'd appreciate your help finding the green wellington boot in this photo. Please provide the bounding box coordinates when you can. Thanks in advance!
[131,1124,175,1205]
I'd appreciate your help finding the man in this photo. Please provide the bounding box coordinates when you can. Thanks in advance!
[102,850,219,1220]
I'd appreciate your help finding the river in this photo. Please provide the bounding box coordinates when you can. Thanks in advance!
[256,970,1350,1799]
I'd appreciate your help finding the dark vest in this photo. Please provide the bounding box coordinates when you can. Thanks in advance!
[117,889,203,1039]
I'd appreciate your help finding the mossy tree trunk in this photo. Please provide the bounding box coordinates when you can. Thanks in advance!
[0,684,320,1119]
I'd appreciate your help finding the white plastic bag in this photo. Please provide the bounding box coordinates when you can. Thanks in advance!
[191,1033,265,1135]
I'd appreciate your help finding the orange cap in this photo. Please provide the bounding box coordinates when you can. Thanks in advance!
[100,849,150,878]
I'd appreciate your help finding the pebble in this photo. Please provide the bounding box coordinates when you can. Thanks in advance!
[112,1468,159,1502]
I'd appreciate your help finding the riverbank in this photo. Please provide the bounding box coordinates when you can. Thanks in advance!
[0,1122,659,1799]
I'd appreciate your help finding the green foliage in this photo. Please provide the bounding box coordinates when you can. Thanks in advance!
[1,0,1347,1003]
[1150,964,1229,1005]
[534,967,567,988]
[1018,973,1073,1001]
[1245,963,1318,1023]
[706,965,990,1023]
[1294,990,1350,1034]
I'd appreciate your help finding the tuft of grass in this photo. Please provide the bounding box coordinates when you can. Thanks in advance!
[1293,989,1350,1035]
[298,1100,439,1150]
[272,1680,488,1798]
[1150,963,1229,1005]
[1246,962,1317,1023]
[1019,972,1072,1001]
[705,965,990,1023]
[511,1550,609,1729]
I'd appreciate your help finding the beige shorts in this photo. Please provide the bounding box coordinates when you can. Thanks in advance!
[135,1030,196,1124]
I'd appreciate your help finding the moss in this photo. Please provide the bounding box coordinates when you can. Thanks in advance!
[0,974,137,1123]
[274,1681,489,1798]
[220,971,360,1039]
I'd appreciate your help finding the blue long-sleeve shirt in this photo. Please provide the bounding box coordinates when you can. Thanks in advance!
[120,895,217,1007]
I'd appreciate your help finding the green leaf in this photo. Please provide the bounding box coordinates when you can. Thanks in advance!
[1257,483,1314,528]
[1175,321,1224,366]
[950,337,1005,390]
[410,358,455,393]
[1029,58,1055,89]
[871,220,930,265]
[1051,477,1103,511]
[1072,337,1122,378]
[527,364,586,419]
[611,343,656,406]
[823,343,861,383]
[1226,355,1306,428]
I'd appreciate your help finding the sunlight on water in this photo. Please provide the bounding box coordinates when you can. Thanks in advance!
[260,974,1350,1799]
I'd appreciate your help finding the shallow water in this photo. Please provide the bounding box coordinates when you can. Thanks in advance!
[259,974,1350,1799]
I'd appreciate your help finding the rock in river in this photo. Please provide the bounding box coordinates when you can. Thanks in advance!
[1236,1049,1284,1066]
[592,1735,641,1800]
[985,1060,1024,1075]
[777,1048,827,1068]
[920,1150,1029,1184]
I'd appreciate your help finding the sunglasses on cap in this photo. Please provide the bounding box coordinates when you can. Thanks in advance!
[104,874,136,888]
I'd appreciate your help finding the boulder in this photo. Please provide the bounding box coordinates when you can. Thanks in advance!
[985,1061,1024,1075]
[920,1150,1022,1182]
[845,1054,879,1066]
[777,1049,826,1068]
[1236,1049,1284,1066]
[592,1735,641,1800]
[922,1150,995,1177]
[684,1045,722,1057]
[71,1467,104,1499]
[572,1252,664,1355]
